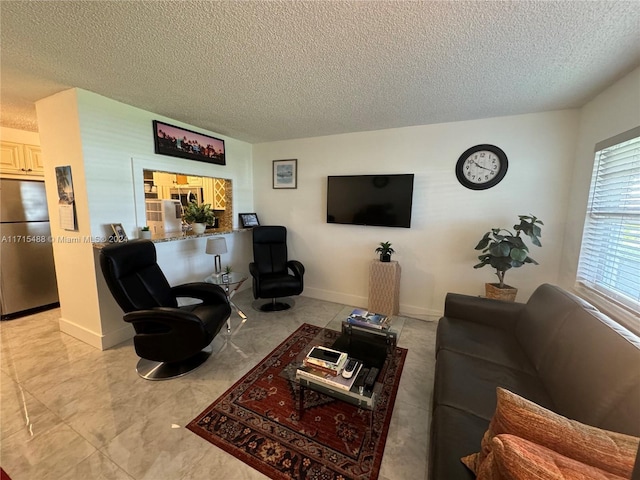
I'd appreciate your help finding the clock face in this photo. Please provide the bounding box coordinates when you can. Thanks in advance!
[456,144,508,190]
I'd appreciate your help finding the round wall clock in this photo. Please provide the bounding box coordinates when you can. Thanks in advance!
[455,144,508,190]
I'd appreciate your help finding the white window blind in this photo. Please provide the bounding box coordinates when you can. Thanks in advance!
[576,126,640,315]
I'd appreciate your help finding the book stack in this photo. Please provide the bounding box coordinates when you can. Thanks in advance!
[346,308,390,330]
[297,362,363,392]
[303,346,348,375]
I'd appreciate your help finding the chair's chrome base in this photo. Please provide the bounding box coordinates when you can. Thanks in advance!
[135,345,213,380]
[253,298,295,312]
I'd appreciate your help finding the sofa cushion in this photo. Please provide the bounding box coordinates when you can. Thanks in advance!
[534,308,640,436]
[434,349,554,421]
[469,388,640,478]
[430,405,486,480]
[436,316,536,375]
[515,284,597,371]
[477,434,626,480]
[443,292,524,331]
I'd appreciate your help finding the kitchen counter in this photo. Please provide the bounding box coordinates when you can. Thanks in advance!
[92,228,251,249]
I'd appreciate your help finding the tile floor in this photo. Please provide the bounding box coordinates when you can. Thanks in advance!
[0,290,438,480]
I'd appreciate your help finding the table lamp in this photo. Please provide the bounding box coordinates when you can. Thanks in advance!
[205,237,227,274]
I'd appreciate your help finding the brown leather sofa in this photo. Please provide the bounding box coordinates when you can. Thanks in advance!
[430,283,640,479]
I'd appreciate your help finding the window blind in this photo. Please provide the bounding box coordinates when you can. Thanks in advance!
[576,127,640,314]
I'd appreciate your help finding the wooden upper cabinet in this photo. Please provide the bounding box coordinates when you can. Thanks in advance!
[24,144,44,174]
[0,141,44,177]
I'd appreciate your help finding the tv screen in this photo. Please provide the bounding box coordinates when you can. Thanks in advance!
[327,174,414,228]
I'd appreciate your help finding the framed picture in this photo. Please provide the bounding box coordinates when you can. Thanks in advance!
[152,120,225,165]
[55,165,77,231]
[111,224,128,242]
[273,159,297,189]
[239,213,260,228]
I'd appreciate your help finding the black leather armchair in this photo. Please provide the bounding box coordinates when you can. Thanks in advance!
[249,226,305,311]
[99,240,231,380]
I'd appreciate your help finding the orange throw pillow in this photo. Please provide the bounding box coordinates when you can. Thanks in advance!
[476,434,626,480]
[462,388,639,478]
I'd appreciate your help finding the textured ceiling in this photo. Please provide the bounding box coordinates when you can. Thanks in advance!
[1,1,639,143]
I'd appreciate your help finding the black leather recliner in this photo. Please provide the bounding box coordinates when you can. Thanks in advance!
[99,240,231,380]
[249,226,305,311]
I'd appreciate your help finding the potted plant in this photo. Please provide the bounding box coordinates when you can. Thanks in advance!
[375,241,395,262]
[183,201,215,235]
[473,214,543,301]
[139,225,152,239]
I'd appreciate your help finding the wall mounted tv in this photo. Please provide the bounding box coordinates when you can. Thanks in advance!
[327,174,415,228]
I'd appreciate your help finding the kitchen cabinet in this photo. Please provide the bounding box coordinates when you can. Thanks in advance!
[152,171,175,187]
[186,176,202,187]
[203,178,226,209]
[213,179,226,209]
[152,172,175,199]
[0,141,44,177]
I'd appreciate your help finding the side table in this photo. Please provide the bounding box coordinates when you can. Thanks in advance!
[205,272,248,330]
[368,260,400,316]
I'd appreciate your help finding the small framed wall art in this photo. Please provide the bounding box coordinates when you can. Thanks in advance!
[239,213,260,228]
[111,223,128,242]
[273,159,297,189]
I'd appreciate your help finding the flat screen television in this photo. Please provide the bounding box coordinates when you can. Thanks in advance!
[327,174,414,228]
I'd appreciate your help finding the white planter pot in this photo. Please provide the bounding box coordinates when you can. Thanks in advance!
[139,230,152,239]
[191,223,206,234]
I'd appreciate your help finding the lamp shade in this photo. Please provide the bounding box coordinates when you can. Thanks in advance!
[206,237,227,255]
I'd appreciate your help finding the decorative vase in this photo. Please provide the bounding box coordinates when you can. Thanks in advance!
[191,223,206,235]
[485,282,517,302]
[140,230,152,239]
[380,254,391,262]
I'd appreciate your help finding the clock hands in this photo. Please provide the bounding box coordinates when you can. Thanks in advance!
[469,159,493,172]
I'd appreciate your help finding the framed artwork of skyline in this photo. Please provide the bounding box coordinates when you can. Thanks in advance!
[153,120,225,165]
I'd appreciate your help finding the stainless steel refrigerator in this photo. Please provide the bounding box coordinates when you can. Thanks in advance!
[0,178,59,318]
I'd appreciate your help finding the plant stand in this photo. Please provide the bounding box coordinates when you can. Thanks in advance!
[485,283,517,302]
[368,260,400,316]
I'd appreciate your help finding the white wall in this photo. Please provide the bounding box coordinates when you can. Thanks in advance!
[36,89,103,345]
[36,88,254,349]
[559,67,640,298]
[31,66,638,346]
[1,126,40,145]
[253,110,579,317]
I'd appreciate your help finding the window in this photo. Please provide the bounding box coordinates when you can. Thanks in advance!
[576,127,640,317]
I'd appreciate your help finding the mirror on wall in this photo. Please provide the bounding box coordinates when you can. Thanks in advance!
[143,169,232,235]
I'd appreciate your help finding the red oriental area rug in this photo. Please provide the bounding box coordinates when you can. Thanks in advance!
[187,323,407,480]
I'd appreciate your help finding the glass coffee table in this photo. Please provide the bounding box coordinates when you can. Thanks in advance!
[295,322,398,414]
[204,272,248,330]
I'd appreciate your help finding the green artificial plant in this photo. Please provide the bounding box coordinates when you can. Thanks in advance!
[474,214,543,288]
[183,201,215,225]
[375,241,395,261]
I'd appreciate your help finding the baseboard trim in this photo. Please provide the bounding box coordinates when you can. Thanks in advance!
[59,317,103,349]
[302,287,366,309]
[59,317,133,350]
[302,288,441,320]
[101,323,135,350]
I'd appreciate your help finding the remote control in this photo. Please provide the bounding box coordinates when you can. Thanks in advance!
[342,358,359,379]
[364,367,379,388]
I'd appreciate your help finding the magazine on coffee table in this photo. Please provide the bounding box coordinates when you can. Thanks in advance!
[346,308,390,330]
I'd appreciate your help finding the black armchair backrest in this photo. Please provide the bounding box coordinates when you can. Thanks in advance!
[99,240,178,312]
[252,226,289,274]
